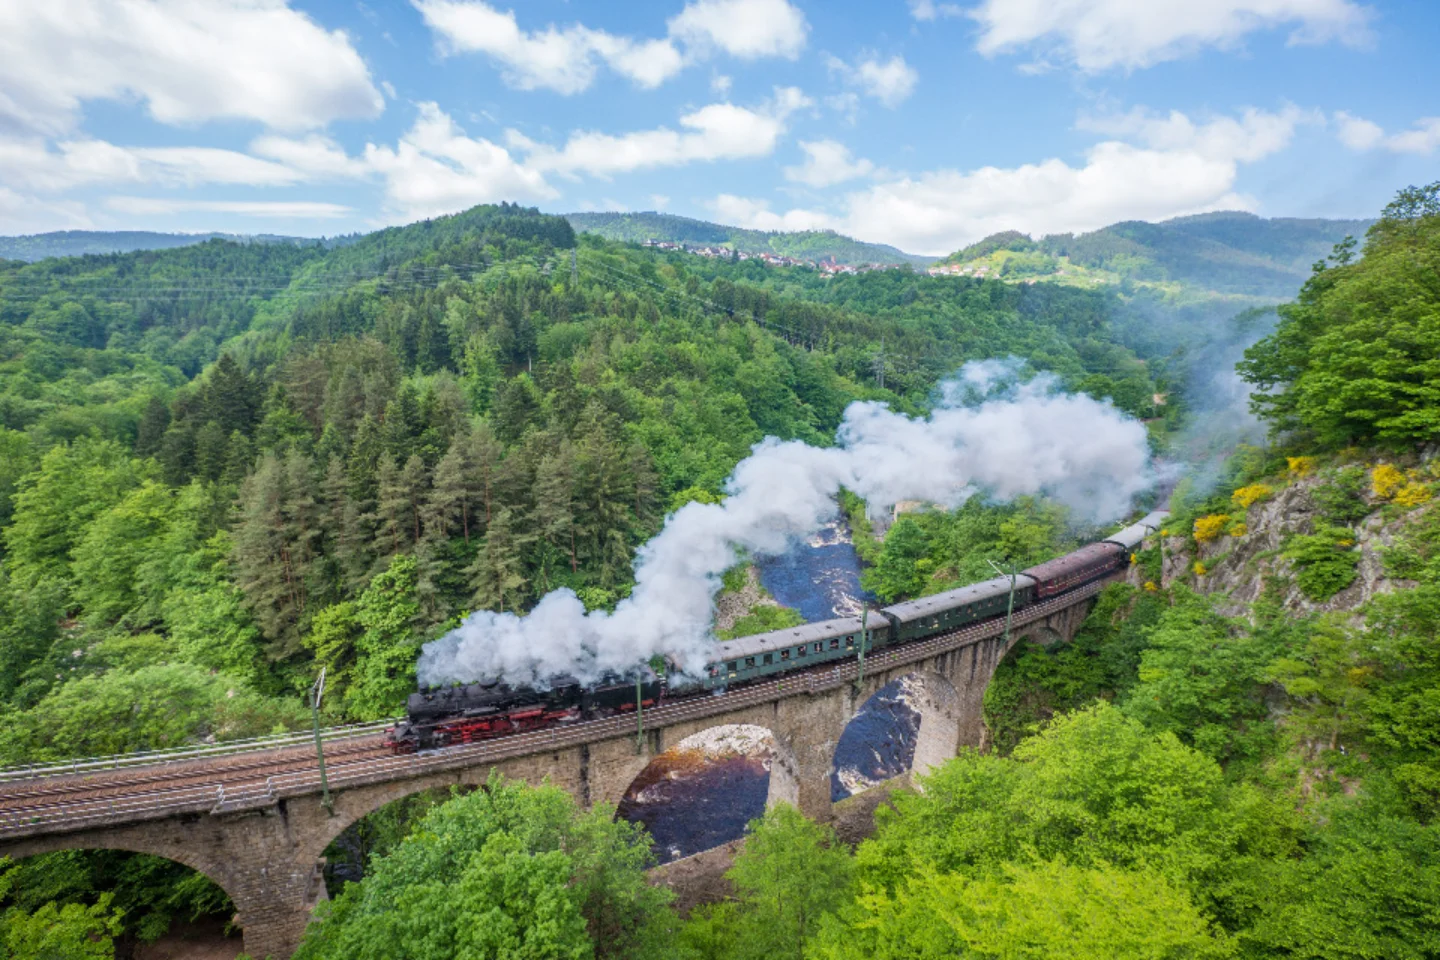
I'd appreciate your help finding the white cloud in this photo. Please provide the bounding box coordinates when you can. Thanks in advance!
[0,187,91,233]
[0,136,310,192]
[413,0,804,95]
[1330,111,1440,155]
[784,140,875,187]
[668,0,809,59]
[1333,110,1385,150]
[364,102,556,221]
[412,0,683,94]
[827,54,919,109]
[0,0,383,135]
[718,105,1309,255]
[105,197,353,218]
[969,0,1373,72]
[651,194,671,209]
[711,194,831,231]
[1386,118,1440,155]
[712,73,734,95]
[1079,104,1321,162]
[522,87,810,178]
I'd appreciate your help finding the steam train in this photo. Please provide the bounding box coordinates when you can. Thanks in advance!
[386,510,1168,753]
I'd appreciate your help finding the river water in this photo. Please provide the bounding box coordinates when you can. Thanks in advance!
[618,510,922,862]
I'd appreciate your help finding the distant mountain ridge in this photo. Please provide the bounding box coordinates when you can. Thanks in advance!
[0,230,331,262]
[564,211,932,267]
[936,211,1374,299]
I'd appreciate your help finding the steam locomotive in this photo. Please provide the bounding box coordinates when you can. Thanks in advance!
[386,510,1167,753]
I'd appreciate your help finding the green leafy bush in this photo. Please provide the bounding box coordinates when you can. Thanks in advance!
[1283,526,1360,601]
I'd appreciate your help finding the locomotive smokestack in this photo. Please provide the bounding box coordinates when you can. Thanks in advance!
[417,359,1153,688]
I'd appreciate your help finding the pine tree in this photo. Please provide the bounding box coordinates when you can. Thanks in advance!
[533,442,578,585]
[425,441,467,544]
[134,396,171,458]
[468,508,528,613]
[282,450,322,616]
[464,420,502,530]
[192,420,227,482]
[374,454,407,561]
[399,454,429,546]
[232,454,299,652]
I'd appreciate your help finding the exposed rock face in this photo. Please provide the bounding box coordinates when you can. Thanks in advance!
[712,565,780,632]
[1138,473,1430,617]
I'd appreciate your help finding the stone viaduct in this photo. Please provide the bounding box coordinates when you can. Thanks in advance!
[0,581,1106,959]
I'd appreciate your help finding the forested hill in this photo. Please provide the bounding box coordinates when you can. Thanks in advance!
[565,211,931,267]
[0,200,1178,752]
[0,229,329,263]
[939,211,1372,298]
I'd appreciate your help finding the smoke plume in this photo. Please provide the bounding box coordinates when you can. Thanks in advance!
[417,360,1152,687]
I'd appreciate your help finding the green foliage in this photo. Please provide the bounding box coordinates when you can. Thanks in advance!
[2,849,231,948]
[1282,525,1359,601]
[0,663,305,764]
[0,858,122,960]
[857,703,1297,934]
[717,603,805,640]
[810,859,1233,960]
[344,555,423,720]
[295,775,674,960]
[863,497,1073,603]
[1241,182,1440,446]
[1311,464,1371,524]
[679,804,853,960]
[1241,791,1440,960]
[1121,590,1295,766]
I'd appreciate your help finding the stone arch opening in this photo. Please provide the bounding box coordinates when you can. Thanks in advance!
[614,724,795,864]
[831,671,963,800]
[983,627,1075,756]
[319,783,474,895]
[0,841,241,959]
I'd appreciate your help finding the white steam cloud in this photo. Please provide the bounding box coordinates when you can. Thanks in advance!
[417,360,1152,687]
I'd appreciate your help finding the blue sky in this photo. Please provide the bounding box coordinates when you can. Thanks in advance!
[1,0,1436,255]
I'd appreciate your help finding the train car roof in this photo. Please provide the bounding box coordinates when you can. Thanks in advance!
[881,574,1037,624]
[1022,541,1122,581]
[713,615,870,661]
[1103,510,1172,550]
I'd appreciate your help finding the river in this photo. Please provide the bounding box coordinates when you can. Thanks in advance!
[618,509,922,862]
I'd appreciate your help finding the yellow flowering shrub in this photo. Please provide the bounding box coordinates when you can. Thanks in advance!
[1372,464,1406,500]
[1287,456,1317,477]
[1193,561,1207,576]
[1233,484,1274,508]
[1395,483,1433,507]
[1143,581,1159,592]
[1194,515,1229,542]
[1228,522,1248,538]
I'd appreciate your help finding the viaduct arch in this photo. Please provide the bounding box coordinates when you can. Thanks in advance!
[0,582,1107,958]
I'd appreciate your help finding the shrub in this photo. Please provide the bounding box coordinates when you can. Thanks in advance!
[1395,482,1434,507]
[1233,484,1275,508]
[1193,562,1207,577]
[1283,526,1359,601]
[1287,456,1317,477]
[1194,515,1229,543]
[1228,522,1249,538]
[1373,464,1406,500]
[1313,466,1371,524]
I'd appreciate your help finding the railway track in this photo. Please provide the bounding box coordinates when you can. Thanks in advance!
[0,736,388,814]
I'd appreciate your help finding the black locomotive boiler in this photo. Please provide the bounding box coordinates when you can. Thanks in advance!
[388,667,662,752]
